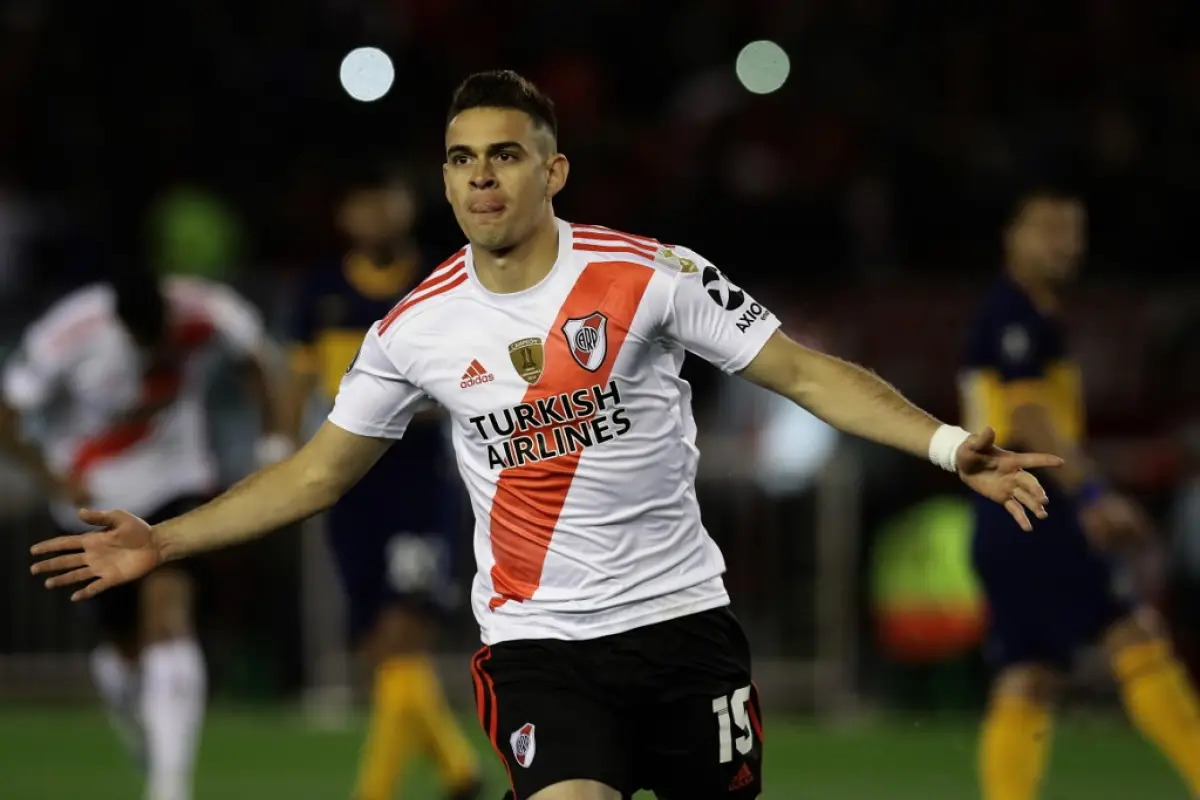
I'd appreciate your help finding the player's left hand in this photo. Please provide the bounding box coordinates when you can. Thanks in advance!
[955,427,1064,532]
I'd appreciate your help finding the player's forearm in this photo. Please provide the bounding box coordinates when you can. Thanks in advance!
[151,454,339,562]
[788,350,942,460]
[1011,404,1096,491]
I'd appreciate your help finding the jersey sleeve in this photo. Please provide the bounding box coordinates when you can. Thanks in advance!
[326,324,428,440]
[660,245,781,373]
[1,323,74,412]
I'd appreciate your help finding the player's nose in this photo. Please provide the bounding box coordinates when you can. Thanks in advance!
[469,170,497,190]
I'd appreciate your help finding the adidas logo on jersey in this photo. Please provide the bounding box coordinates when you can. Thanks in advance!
[461,360,494,388]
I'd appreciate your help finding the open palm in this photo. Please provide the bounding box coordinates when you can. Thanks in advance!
[956,427,1064,532]
[30,509,162,601]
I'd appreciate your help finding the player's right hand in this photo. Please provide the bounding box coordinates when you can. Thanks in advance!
[30,509,161,602]
[1079,492,1152,550]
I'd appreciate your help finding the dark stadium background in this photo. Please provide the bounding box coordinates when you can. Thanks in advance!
[1,0,1198,796]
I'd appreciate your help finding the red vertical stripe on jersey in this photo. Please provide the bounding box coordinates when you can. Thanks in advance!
[486,261,654,611]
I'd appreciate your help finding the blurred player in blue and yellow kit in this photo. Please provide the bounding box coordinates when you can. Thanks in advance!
[287,168,481,800]
[960,187,1200,800]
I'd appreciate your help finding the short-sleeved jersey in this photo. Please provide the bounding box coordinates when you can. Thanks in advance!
[2,277,265,528]
[328,219,781,644]
[958,277,1085,448]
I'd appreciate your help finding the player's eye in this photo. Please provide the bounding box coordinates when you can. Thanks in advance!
[495,151,518,163]
[449,154,472,166]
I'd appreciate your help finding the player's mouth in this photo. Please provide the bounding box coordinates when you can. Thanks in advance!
[468,200,506,218]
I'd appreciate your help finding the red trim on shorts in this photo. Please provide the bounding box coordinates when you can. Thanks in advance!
[471,646,516,797]
[748,681,764,744]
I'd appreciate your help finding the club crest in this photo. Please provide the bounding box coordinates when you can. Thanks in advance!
[562,312,608,372]
[508,337,545,384]
[509,722,537,768]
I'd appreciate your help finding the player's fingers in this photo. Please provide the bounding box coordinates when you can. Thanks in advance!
[29,534,84,556]
[72,576,117,602]
[77,508,119,529]
[1012,486,1048,519]
[1015,471,1049,503]
[1014,452,1065,470]
[30,553,87,576]
[44,566,96,589]
[1005,498,1032,532]
[971,426,996,450]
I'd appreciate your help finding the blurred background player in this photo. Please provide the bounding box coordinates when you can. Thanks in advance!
[285,167,481,800]
[959,186,1200,800]
[0,249,288,800]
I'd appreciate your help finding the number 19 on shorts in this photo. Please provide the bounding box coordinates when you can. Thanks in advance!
[712,685,754,763]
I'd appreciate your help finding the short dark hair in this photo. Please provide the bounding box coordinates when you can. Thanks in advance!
[1007,183,1081,225]
[446,70,557,141]
[110,265,167,348]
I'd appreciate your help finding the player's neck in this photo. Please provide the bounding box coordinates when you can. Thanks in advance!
[472,215,560,295]
[1006,265,1060,313]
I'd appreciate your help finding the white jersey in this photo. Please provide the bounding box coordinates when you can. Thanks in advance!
[328,219,780,644]
[2,277,266,529]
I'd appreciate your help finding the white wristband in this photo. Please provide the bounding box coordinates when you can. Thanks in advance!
[255,433,295,466]
[929,424,971,473]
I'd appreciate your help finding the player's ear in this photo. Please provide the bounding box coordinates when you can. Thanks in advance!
[546,153,569,200]
[442,162,452,204]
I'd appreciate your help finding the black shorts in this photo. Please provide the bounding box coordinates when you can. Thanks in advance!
[79,495,209,643]
[471,606,764,799]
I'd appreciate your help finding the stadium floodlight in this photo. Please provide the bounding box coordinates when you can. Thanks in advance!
[340,47,395,103]
[735,40,790,95]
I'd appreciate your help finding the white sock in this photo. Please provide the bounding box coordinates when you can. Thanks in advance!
[90,644,146,767]
[141,639,207,800]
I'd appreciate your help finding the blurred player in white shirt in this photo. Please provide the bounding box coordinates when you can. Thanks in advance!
[33,73,1059,800]
[3,263,288,800]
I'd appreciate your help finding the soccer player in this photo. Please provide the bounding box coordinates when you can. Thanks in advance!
[33,71,1059,800]
[3,263,288,800]
[960,186,1200,800]
[286,168,481,799]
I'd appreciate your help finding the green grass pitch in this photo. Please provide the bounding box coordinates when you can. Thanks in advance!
[0,705,1188,798]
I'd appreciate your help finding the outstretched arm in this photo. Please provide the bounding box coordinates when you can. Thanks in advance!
[34,312,427,600]
[154,421,387,560]
[740,331,1062,529]
[740,332,941,460]
[31,421,390,599]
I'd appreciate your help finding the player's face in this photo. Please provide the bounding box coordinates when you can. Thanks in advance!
[443,107,568,251]
[1010,198,1086,283]
[338,185,417,249]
